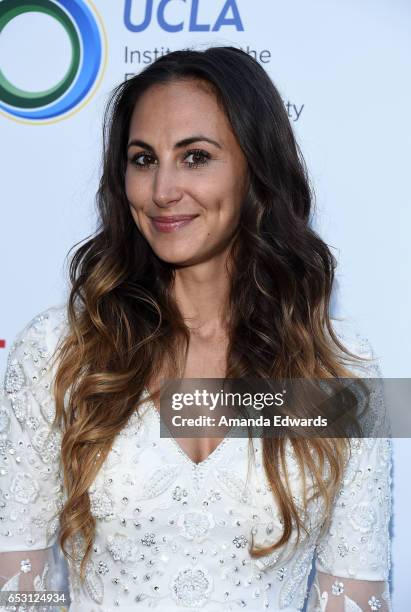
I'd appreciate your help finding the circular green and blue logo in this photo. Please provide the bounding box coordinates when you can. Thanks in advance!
[0,0,107,123]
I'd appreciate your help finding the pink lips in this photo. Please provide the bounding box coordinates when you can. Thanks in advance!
[150,215,198,233]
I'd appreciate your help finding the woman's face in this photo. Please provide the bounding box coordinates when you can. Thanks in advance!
[125,79,249,267]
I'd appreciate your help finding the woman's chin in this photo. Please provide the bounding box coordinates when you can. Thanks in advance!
[151,246,203,267]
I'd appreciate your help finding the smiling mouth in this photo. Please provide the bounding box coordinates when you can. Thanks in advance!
[149,215,199,233]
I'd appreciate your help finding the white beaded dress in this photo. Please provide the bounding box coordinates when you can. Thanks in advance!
[0,305,392,611]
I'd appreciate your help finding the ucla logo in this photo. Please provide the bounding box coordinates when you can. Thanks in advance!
[124,0,244,32]
[0,0,107,123]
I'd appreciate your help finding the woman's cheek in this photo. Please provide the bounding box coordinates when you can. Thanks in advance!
[125,170,139,201]
[128,203,140,230]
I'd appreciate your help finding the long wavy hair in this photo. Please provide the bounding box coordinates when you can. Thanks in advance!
[52,46,369,581]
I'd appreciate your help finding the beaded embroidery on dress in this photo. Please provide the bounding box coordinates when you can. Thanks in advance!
[0,305,392,611]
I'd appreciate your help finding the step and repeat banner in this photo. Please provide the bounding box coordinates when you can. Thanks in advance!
[1,0,410,608]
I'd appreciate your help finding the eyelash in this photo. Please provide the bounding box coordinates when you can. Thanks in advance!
[130,148,211,169]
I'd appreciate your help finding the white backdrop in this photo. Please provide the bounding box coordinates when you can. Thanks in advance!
[1,1,410,608]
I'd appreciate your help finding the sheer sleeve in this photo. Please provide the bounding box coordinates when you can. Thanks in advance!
[0,308,67,600]
[306,325,393,612]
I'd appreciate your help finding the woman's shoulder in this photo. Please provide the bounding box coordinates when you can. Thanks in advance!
[4,303,70,393]
[329,315,381,377]
[8,303,69,355]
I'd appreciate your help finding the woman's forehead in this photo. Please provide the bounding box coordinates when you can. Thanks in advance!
[128,81,234,147]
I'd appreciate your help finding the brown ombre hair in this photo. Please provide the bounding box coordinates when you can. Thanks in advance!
[51,46,370,580]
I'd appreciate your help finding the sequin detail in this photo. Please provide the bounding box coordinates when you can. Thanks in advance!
[171,567,213,607]
[178,511,214,541]
[368,595,382,610]
[331,580,344,595]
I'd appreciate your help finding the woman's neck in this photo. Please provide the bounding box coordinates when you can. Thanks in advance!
[172,257,231,337]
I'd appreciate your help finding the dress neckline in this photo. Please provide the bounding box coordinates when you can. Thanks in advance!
[141,387,233,469]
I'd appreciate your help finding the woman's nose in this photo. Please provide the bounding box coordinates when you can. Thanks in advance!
[152,163,183,208]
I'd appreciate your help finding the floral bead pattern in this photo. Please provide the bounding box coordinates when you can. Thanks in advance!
[0,306,393,611]
[171,566,213,607]
[0,306,69,608]
[307,572,391,611]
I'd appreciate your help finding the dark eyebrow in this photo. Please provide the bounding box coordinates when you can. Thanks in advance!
[127,135,222,151]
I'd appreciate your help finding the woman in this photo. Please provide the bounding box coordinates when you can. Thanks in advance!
[0,47,391,611]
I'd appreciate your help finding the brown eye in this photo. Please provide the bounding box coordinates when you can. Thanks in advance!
[184,149,210,168]
[131,152,157,168]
